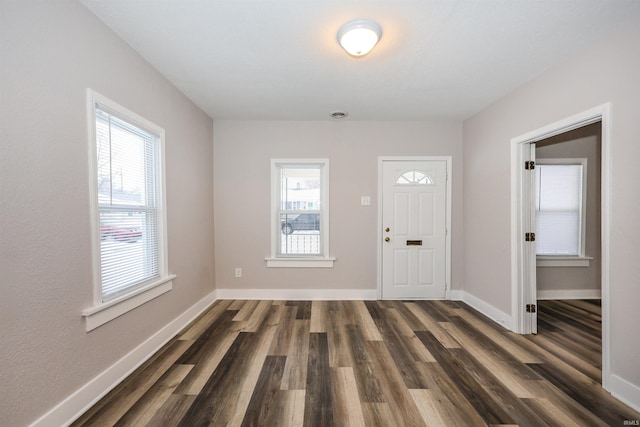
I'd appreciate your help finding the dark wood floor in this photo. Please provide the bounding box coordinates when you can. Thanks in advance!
[73,299,639,426]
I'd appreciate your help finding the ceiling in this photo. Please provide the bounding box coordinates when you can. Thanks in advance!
[80,0,640,121]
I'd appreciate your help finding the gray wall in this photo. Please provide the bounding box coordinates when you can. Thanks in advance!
[213,120,463,293]
[536,123,601,293]
[463,15,640,390]
[0,1,215,425]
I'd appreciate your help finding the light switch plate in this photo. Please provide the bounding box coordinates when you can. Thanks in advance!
[361,196,371,206]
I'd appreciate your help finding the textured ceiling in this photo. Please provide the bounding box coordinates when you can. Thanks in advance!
[80,0,640,121]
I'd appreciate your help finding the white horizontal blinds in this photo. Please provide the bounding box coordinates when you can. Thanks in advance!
[96,105,160,301]
[278,164,322,256]
[535,164,583,255]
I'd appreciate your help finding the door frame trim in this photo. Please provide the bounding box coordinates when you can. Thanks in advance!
[510,103,611,390]
[377,156,453,300]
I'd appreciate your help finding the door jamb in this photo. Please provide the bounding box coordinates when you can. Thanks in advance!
[377,156,453,300]
[510,103,611,390]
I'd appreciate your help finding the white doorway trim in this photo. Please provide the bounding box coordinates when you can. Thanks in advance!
[510,103,612,390]
[377,156,453,300]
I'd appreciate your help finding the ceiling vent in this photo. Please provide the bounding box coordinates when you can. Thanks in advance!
[330,111,348,119]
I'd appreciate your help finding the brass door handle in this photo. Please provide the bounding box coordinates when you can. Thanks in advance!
[385,237,390,242]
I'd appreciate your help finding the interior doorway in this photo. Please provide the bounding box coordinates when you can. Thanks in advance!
[510,103,611,390]
[535,123,602,302]
[533,123,604,383]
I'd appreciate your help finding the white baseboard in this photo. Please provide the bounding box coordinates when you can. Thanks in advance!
[30,291,218,427]
[448,289,464,301]
[537,289,602,300]
[215,288,377,301]
[611,374,640,413]
[449,290,512,330]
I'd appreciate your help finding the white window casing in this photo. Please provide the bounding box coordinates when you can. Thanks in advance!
[535,158,591,267]
[83,90,174,331]
[266,159,334,268]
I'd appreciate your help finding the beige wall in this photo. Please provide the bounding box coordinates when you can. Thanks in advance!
[463,15,640,389]
[213,120,463,293]
[536,123,601,292]
[0,2,215,425]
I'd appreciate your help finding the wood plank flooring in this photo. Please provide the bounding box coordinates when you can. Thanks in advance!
[72,299,640,426]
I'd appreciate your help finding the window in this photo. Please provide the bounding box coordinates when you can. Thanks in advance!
[83,90,173,331]
[535,159,587,258]
[267,159,334,268]
[396,170,434,185]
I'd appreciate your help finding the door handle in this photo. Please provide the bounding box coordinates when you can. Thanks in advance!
[385,237,390,242]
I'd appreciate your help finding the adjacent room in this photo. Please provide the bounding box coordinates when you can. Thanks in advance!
[2,1,640,425]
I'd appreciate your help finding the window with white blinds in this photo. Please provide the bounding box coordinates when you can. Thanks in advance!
[92,96,167,303]
[535,159,587,256]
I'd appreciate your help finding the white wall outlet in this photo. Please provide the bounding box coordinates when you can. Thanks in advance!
[235,267,242,278]
[361,196,371,206]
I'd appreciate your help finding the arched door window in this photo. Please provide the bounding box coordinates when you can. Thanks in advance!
[395,170,434,185]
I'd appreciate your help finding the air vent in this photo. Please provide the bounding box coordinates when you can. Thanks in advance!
[330,111,348,119]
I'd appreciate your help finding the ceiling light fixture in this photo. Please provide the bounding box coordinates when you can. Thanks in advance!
[337,19,382,57]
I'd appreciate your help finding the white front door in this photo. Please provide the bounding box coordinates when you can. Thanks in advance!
[381,160,448,299]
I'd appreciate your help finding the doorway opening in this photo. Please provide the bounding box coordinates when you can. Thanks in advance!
[534,123,603,386]
[510,103,611,390]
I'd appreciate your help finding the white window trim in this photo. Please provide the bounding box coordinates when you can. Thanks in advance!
[265,258,336,268]
[535,158,588,262]
[266,159,334,268]
[83,89,173,331]
[537,255,593,267]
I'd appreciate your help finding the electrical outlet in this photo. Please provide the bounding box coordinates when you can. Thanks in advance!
[361,196,371,206]
[235,267,242,278]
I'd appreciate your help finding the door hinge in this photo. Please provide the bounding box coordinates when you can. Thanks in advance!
[526,304,536,313]
[525,161,535,170]
[525,232,536,242]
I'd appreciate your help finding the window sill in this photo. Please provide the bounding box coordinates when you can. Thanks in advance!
[265,257,335,268]
[82,275,175,331]
[537,256,593,267]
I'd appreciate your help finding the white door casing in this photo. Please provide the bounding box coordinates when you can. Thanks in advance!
[380,159,448,299]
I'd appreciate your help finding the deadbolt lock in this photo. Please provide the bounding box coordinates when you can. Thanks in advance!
[385,227,390,232]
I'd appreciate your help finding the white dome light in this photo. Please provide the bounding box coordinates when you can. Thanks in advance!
[337,19,382,57]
